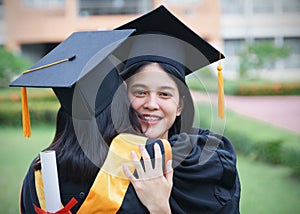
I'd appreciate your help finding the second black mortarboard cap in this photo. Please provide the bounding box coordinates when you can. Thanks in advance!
[10,29,135,136]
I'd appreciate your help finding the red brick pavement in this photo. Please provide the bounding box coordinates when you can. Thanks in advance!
[191,91,300,134]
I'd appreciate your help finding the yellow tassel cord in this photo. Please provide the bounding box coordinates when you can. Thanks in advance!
[217,64,224,119]
[22,55,76,74]
[21,87,31,137]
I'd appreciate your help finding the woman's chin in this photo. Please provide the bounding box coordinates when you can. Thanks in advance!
[144,128,167,139]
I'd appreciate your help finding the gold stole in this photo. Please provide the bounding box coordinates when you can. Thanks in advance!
[34,169,47,210]
[34,133,172,213]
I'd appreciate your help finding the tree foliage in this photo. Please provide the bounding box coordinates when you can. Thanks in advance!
[0,47,32,87]
[238,42,290,78]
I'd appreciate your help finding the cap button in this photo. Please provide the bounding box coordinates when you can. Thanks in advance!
[79,192,86,199]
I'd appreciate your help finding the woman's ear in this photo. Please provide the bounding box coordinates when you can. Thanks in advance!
[176,98,184,116]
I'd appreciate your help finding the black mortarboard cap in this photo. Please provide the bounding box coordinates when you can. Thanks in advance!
[115,5,224,79]
[115,5,225,119]
[10,29,135,136]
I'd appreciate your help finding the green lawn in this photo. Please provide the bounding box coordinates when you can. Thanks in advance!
[0,126,54,213]
[237,155,300,213]
[0,126,299,213]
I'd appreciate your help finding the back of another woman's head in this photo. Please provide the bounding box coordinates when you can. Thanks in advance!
[40,68,132,183]
[42,106,112,183]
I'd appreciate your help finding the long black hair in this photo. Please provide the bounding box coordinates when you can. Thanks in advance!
[120,61,195,138]
[32,106,114,183]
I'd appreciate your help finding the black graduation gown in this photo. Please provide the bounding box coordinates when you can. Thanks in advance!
[20,128,240,213]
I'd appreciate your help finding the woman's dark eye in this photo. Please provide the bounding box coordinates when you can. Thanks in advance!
[159,92,172,98]
[134,90,147,97]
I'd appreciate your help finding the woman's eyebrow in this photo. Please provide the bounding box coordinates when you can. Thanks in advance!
[158,86,176,91]
[131,84,176,90]
[129,83,177,93]
[130,83,147,88]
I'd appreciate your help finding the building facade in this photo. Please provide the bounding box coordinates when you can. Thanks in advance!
[3,0,222,62]
[1,0,299,80]
[221,0,300,80]
[0,0,4,44]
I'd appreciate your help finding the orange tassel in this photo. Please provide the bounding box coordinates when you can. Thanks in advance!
[217,64,224,119]
[21,87,31,137]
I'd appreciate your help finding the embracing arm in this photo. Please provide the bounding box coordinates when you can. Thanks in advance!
[122,143,173,214]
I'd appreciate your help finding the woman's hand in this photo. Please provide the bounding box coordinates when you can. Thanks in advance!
[123,143,173,214]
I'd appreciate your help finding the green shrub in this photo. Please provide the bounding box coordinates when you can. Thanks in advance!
[0,101,59,126]
[0,47,32,87]
[253,139,282,164]
[0,87,57,103]
[187,76,300,96]
[0,88,58,126]
[233,81,300,96]
[280,141,300,176]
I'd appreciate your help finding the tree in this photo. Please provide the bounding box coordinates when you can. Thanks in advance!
[0,47,32,87]
[238,42,290,78]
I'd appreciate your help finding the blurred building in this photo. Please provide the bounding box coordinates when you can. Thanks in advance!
[221,0,300,80]
[0,0,4,44]
[2,0,222,62]
[1,0,300,80]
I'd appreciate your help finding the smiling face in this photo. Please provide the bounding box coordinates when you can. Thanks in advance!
[126,63,183,139]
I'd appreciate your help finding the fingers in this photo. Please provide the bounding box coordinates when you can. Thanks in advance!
[139,145,153,175]
[122,163,136,182]
[131,150,145,179]
[165,160,173,185]
[154,143,163,171]
[124,143,169,181]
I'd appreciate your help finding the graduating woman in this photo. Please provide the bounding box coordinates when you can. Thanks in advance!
[117,5,241,214]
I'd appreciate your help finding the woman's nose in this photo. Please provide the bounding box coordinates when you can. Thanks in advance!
[143,94,159,110]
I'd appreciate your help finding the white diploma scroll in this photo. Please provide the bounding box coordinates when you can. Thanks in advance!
[40,150,62,212]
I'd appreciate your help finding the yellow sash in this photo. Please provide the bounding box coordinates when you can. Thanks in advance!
[34,169,47,210]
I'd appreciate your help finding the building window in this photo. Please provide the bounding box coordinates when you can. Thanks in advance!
[223,39,246,72]
[282,0,300,13]
[221,0,244,14]
[78,0,152,16]
[164,0,202,4]
[284,37,300,55]
[284,37,300,68]
[224,39,245,56]
[0,0,3,19]
[253,0,274,13]
[23,0,65,8]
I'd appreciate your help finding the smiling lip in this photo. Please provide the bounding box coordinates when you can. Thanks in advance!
[139,114,162,124]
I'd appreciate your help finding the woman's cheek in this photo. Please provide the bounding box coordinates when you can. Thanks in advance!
[130,97,144,110]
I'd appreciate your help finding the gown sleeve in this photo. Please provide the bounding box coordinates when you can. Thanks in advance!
[169,128,241,214]
[20,159,41,214]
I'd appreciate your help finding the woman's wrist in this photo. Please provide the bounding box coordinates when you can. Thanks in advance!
[148,201,171,214]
